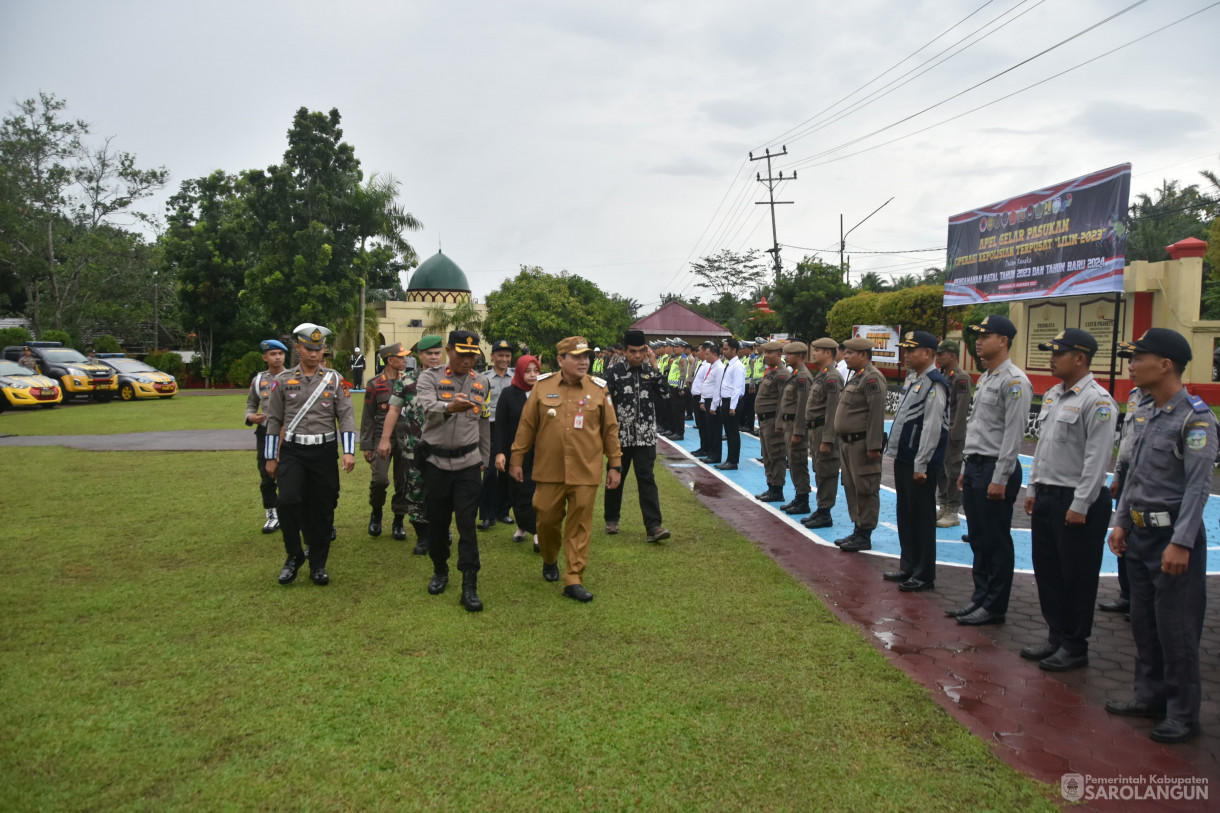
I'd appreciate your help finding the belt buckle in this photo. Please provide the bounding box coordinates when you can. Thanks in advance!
[1130,509,1144,528]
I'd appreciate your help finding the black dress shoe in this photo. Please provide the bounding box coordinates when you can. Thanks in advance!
[882,570,911,582]
[956,606,1004,625]
[427,571,449,595]
[1105,699,1166,718]
[898,579,934,593]
[310,568,330,586]
[368,509,383,537]
[497,514,513,525]
[1039,648,1088,672]
[1020,641,1059,661]
[714,462,738,470]
[460,572,483,612]
[542,562,560,582]
[690,449,707,457]
[477,518,495,531]
[944,602,978,617]
[1098,597,1131,613]
[278,555,305,585]
[563,584,594,603]
[1150,718,1200,744]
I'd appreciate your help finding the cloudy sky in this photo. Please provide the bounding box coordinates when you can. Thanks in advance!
[3,0,1217,312]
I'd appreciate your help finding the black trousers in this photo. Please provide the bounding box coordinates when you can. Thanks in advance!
[961,456,1023,615]
[508,459,537,534]
[1113,468,1130,599]
[604,445,663,529]
[254,425,277,509]
[1126,526,1207,726]
[686,389,697,419]
[1030,485,1111,655]
[277,440,340,569]
[479,423,510,521]
[720,398,740,463]
[740,387,756,432]
[423,461,482,574]
[701,398,722,462]
[895,460,940,583]
[692,394,706,447]
[668,387,686,439]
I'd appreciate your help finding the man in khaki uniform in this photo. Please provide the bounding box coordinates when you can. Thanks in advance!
[753,340,790,502]
[834,337,887,552]
[511,336,623,603]
[778,342,814,515]
[264,323,357,587]
[416,330,493,612]
[936,339,973,527]
[802,337,844,529]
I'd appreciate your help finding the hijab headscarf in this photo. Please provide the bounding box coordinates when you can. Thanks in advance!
[512,354,540,391]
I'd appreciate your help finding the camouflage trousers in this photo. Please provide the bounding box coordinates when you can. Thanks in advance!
[368,434,426,524]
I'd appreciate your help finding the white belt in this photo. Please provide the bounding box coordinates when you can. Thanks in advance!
[285,431,336,445]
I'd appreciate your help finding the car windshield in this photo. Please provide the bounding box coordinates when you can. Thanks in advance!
[0,360,38,376]
[37,347,90,363]
[104,358,157,373]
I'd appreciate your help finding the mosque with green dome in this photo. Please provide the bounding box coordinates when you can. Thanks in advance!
[372,249,489,354]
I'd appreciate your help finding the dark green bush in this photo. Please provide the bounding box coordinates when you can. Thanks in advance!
[227,351,265,388]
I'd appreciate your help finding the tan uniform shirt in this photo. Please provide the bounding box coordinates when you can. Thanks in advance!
[246,370,276,420]
[265,364,358,453]
[511,372,623,485]
[416,365,493,471]
[833,362,887,452]
[753,364,790,414]
[943,364,972,443]
[805,365,844,451]
[779,364,814,433]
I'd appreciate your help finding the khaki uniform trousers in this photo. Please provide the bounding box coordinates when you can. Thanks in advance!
[936,439,964,512]
[839,439,881,530]
[785,422,810,495]
[812,447,840,511]
[758,416,787,488]
[534,482,598,586]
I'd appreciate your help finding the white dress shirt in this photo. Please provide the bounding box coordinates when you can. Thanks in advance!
[690,360,709,398]
[720,356,746,410]
[702,359,724,412]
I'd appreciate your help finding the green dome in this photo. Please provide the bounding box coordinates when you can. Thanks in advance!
[408,250,470,291]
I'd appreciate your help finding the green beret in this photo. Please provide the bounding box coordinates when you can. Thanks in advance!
[417,335,443,351]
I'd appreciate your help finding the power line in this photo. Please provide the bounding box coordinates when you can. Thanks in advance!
[782,1,1220,174]
[780,0,1150,173]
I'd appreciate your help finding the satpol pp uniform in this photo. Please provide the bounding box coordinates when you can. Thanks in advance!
[752,342,790,502]
[834,338,888,551]
[802,337,844,528]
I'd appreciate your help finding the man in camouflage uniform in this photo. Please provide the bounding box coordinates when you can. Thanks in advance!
[378,335,445,555]
[362,342,413,540]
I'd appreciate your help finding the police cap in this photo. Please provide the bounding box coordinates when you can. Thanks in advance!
[448,330,482,354]
[260,339,288,353]
[1038,328,1097,356]
[966,314,1017,338]
[557,336,593,355]
[378,342,410,359]
[490,339,513,354]
[1120,328,1192,365]
[292,323,331,349]
[898,330,939,351]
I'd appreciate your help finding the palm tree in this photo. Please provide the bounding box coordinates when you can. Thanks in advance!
[424,301,484,336]
[857,271,888,292]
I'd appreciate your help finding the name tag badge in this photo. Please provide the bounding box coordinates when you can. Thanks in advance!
[574,413,584,430]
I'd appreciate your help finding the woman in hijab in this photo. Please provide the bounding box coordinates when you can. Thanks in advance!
[495,354,541,550]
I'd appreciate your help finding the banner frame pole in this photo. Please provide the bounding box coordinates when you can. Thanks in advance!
[1108,289,1122,395]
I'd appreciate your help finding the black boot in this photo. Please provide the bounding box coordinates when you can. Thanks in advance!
[833,526,860,547]
[755,487,784,502]
[461,571,484,612]
[778,496,798,511]
[427,569,449,594]
[391,514,407,540]
[368,508,383,537]
[782,494,810,515]
[411,522,429,556]
[802,509,833,528]
[841,528,873,552]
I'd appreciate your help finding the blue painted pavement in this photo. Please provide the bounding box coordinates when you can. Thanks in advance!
[664,419,1220,575]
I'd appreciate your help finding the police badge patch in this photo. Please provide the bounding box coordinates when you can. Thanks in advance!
[1095,404,1112,422]
[1008,382,1022,399]
[1186,428,1208,450]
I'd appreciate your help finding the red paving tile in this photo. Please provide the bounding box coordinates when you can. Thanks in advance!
[667,450,1216,807]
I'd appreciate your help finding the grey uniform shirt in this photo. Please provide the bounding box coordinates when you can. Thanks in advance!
[415,365,493,471]
[962,357,1032,485]
[1114,386,1143,474]
[264,365,358,457]
[886,365,948,473]
[246,370,276,422]
[1026,372,1117,514]
[1115,388,1218,549]
[485,369,512,423]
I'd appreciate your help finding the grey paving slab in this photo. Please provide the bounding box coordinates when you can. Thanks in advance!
[0,430,254,451]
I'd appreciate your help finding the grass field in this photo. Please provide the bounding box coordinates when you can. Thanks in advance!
[1,396,1056,811]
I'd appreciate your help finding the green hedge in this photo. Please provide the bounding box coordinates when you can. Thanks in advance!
[146,351,185,376]
[227,351,265,388]
[93,334,122,354]
[0,326,32,348]
[827,286,967,339]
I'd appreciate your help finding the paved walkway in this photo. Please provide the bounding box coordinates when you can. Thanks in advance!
[663,424,1216,810]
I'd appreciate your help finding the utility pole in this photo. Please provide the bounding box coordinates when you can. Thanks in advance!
[840,197,894,284]
[750,147,796,285]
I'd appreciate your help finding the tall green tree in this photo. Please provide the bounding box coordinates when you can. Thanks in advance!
[771,255,851,340]
[242,107,365,333]
[1125,179,1212,262]
[688,248,767,298]
[856,271,888,292]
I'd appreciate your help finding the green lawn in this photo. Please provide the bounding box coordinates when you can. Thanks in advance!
[1,405,1056,811]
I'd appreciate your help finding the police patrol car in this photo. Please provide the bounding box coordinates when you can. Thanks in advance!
[0,342,117,402]
[93,354,178,401]
[0,359,61,410]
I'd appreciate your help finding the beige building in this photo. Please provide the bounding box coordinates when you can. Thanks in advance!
[373,250,490,355]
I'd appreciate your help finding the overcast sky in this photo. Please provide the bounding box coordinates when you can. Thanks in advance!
[3,0,1218,313]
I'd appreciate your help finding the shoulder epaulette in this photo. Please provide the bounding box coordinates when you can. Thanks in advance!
[536,372,554,381]
[590,376,606,388]
[1188,394,1210,414]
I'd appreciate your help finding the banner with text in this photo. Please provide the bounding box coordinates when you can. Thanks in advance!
[944,163,1131,305]
[852,324,901,365]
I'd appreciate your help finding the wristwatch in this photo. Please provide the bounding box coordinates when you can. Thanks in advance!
[609,465,623,473]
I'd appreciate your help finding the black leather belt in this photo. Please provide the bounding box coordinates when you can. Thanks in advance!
[839,431,867,443]
[757,411,776,420]
[428,442,478,459]
[781,413,796,421]
[965,454,997,464]
[810,417,825,428]
[1034,483,1074,497]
